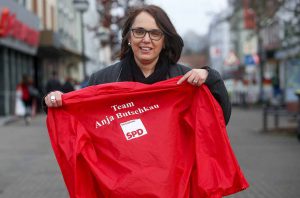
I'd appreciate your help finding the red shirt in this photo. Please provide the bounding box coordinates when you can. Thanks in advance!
[47,77,248,198]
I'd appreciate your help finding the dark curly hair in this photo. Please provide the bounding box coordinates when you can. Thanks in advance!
[119,5,184,64]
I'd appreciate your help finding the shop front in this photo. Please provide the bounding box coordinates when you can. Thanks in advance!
[276,45,300,112]
[0,0,39,116]
[284,59,300,111]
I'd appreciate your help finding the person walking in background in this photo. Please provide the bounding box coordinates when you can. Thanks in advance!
[271,74,282,105]
[16,74,32,125]
[28,77,40,116]
[61,76,75,93]
[46,71,62,93]
[80,75,89,89]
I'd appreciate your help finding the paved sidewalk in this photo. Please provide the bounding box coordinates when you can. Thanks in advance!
[0,114,68,198]
[0,116,20,126]
[228,108,300,198]
[0,108,299,198]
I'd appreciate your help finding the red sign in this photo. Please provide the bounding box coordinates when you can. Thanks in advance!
[243,0,255,29]
[0,8,40,47]
[224,51,240,66]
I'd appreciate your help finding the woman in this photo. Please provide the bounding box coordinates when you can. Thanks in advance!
[45,5,231,124]
[17,75,34,125]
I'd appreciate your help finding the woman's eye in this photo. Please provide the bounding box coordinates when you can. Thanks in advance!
[151,31,161,37]
[135,29,145,35]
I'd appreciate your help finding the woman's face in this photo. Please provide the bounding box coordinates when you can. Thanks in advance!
[129,11,164,65]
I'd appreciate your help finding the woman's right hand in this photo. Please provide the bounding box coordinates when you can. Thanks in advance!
[45,91,64,107]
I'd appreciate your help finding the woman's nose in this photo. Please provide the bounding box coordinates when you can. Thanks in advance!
[142,32,151,42]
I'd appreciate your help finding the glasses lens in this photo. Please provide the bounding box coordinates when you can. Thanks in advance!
[149,30,163,40]
[132,28,146,38]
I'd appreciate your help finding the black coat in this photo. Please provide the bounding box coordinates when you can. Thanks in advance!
[88,61,231,125]
[46,79,62,93]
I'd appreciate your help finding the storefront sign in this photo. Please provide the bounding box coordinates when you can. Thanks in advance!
[224,51,240,67]
[0,8,39,46]
[244,54,259,65]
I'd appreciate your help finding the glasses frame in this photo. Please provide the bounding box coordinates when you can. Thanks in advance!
[131,28,164,41]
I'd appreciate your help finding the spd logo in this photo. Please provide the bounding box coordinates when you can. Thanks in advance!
[120,119,147,140]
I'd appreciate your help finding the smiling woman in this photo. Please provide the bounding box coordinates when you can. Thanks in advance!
[43,4,237,198]
[44,4,231,125]
[127,11,165,76]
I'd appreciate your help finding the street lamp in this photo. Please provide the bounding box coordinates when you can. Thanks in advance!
[73,0,89,78]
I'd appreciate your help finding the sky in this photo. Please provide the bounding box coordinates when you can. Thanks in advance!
[146,0,228,36]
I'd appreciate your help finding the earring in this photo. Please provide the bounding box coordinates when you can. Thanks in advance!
[128,42,131,46]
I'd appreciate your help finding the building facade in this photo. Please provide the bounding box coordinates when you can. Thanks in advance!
[0,0,40,116]
[275,1,300,111]
[208,11,231,75]
[34,0,83,90]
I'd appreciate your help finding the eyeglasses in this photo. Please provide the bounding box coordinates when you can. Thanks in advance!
[131,28,164,41]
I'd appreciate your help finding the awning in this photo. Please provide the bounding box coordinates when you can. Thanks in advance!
[275,45,300,60]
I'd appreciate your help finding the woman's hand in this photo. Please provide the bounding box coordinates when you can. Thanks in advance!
[177,69,208,86]
[45,91,64,107]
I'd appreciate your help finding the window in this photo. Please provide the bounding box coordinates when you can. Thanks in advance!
[15,0,27,7]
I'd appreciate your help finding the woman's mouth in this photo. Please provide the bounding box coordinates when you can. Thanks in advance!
[140,47,152,52]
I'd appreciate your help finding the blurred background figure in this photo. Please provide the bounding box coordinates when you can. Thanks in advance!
[74,80,82,90]
[16,75,33,125]
[62,77,75,93]
[46,71,62,93]
[271,74,282,105]
[15,83,26,119]
[80,75,90,89]
[28,77,40,116]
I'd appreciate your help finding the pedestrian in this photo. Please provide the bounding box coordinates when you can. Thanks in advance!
[44,5,231,124]
[16,74,32,125]
[61,77,75,93]
[80,75,89,89]
[46,71,62,93]
[271,74,282,105]
[28,77,40,116]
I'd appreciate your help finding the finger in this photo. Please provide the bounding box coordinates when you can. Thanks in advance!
[45,94,53,107]
[195,80,201,87]
[177,71,192,84]
[57,95,63,107]
[52,101,59,107]
[45,99,52,107]
[197,69,208,85]
[177,75,188,85]
[193,79,200,86]
[197,78,205,85]
[187,72,198,84]
[194,76,203,86]
[52,91,63,107]
[46,92,58,107]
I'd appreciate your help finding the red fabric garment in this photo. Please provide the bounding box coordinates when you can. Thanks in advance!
[18,84,30,101]
[47,77,249,198]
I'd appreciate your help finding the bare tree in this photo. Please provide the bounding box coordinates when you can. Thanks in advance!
[280,0,300,47]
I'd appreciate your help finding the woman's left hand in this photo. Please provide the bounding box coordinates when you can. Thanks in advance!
[177,69,208,86]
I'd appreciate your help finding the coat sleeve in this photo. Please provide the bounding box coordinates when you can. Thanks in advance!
[87,62,122,86]
[87,73,96,86]
[190,85,249,197]
[202,66,231,125]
